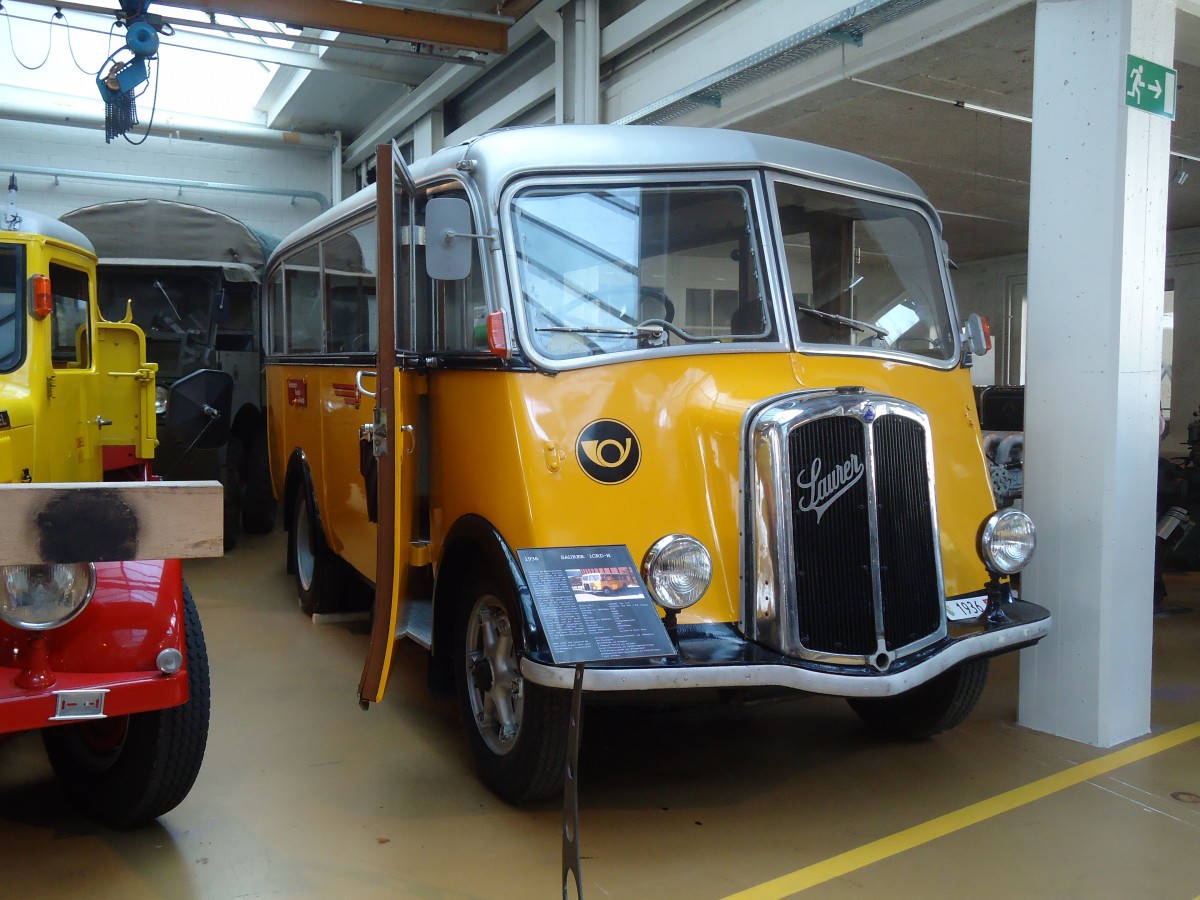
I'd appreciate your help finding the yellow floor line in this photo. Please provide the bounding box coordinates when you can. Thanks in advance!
[724,720,1200,899]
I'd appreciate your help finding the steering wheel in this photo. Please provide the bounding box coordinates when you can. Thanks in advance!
[638,288,675,324]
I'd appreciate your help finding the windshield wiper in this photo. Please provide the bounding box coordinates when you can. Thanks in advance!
[796,305,888,341]
[536,325,665,339]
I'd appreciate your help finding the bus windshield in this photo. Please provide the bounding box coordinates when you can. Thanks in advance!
[509,182,773,360]
[773,179,955,361]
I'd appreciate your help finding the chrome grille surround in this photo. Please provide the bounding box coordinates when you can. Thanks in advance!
[744,389,947,670]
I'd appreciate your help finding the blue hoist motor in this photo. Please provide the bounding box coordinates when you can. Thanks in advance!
[96,1,164,142]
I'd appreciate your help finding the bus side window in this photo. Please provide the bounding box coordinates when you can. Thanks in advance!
[49,262,91,368]
[283,244,322,353]
[428,191,488,354]
[323,221,378,354]
[267,267,285,354]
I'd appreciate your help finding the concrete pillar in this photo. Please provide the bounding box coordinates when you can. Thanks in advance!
[412,110,444,159]
[1019,0,1175,746]
[537,0,600,125]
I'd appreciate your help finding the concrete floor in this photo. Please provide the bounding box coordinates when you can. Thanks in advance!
[2,530,1199,899]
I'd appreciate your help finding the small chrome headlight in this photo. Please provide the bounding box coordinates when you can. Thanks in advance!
[642,535,712,610]
[0,563,97,630]
[155,385,169,416]
[980,508,1036,575]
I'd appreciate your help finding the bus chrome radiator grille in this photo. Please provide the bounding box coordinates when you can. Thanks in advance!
[747,392,947,666]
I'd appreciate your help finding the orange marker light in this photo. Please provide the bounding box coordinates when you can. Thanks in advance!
[31,275,52,319]
[487,310,509,359]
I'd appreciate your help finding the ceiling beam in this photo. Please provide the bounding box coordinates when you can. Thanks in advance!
[188,1,510,54]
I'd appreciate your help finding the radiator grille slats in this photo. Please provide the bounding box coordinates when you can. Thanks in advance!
[785,410,940,657]
[789,417,875,654]
[873,416,942,649]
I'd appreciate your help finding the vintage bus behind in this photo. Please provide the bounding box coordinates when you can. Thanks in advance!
[263,126,1051,803]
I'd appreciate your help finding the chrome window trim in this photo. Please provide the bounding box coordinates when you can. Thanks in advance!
[743,389,948,668]
[498,171,788,373]
[764,172,962,371]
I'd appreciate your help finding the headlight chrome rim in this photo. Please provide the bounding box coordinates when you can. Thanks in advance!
[641,534,712,611]
[980,508,1036,575]
[0,562,97,631]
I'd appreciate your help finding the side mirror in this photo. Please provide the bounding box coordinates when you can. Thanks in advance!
[964,313,992,358]
[425,196,474,281]
[165,368,234,450]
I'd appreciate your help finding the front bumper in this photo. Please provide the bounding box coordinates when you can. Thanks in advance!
[0,667,188,733]
[521,599,1050,696]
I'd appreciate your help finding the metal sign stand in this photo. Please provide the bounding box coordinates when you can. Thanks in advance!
[562,662,585,900]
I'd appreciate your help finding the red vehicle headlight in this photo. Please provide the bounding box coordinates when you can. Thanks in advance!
[0,563,97,630]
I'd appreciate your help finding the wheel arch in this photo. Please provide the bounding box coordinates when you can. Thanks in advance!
[283,449,321,574]
[430,515,549,683]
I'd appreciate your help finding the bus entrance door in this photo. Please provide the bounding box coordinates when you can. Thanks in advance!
[358,143,419,707]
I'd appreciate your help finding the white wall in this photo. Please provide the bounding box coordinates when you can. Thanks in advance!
[955,225,1200,458]
[1,119,333,243]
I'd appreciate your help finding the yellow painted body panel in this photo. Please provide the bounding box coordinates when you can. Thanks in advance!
[429,353,993,626]
[1,229,157,484]
[265,364,377,577]
[270,348,996,627]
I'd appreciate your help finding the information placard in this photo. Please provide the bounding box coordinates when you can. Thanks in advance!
[518,545,676,665]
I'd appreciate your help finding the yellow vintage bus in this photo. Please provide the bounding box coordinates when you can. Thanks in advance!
[263,125,1050,803]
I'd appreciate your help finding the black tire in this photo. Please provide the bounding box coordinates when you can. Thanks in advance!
[291,488,339,616]
[43,582,210,829]
[455,575,570,804]
[847,657,989,740]
[241,429,277,535]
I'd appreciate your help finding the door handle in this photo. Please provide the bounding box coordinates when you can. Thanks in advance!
[355,369,377,397]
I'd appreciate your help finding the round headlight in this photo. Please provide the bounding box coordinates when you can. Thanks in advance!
[155,385,169,416]
[642,535,712,610]
[980,509,1036,575]
[0,563,97,630]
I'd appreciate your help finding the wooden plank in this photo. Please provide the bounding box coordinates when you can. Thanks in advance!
[0,481,223,565]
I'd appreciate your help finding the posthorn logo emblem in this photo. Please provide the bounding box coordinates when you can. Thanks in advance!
[577,419,640,484]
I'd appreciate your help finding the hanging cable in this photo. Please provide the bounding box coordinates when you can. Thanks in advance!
[2,3,55,70]
[56,9,98,75]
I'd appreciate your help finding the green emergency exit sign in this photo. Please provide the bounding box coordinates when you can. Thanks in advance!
[1126,54,1177,120]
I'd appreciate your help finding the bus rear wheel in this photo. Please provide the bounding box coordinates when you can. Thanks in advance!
[455,576,569,804]
[291,490,338,616]
[847,657,989,739]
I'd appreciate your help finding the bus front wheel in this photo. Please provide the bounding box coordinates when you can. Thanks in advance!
[455,576,569,804]
[847,657,989,739]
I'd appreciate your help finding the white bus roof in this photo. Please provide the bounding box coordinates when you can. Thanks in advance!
[271,124,939,264]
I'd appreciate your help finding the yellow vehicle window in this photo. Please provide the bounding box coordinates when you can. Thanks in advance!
[323,223,377,353]
[49,262,90,368]
[0,246,20,372]
[283,244,321,353]
[510,182,771,361]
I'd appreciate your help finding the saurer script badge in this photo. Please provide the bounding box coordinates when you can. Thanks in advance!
[577,419,640,485]
[796,454,864,523]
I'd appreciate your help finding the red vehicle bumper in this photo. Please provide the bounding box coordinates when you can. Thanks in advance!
[0,558,189,734]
